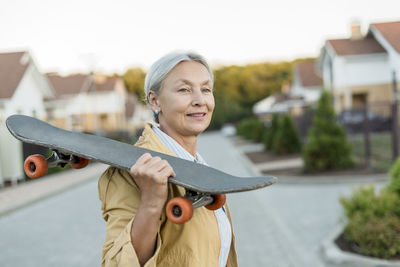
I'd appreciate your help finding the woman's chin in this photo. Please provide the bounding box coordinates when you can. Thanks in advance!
[186,124,209,136]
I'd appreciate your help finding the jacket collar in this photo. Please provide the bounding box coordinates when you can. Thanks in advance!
[134,123,176,157]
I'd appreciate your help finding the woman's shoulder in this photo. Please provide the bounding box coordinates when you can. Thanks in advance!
[134,123,176,156]
[98,167,140,204]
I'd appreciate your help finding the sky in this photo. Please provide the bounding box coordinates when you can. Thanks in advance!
[1,0,399,75]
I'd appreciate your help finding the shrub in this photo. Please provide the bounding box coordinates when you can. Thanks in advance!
[303,90,354,172]
[340,186,400,220]
[263,113,280,150]
[236,118,265,142]
[343,213,400,259]
[389,157,400,195]
[340,185,400,259]
[272,114,302,154]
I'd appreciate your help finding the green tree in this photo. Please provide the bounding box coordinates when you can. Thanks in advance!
[303,90,354,172]
[123,67,146,103]
[273,114,302,154]
[236,118,265,142]
[263,113,280,150]
[210,60,295,129]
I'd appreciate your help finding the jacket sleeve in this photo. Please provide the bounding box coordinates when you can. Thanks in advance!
[98,167,162,267]
[224,203,239,267]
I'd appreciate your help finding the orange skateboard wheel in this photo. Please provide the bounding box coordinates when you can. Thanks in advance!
[205,194,226,210]
[69,157,90,169]
[166,197,194,224]
[24,154,48,179]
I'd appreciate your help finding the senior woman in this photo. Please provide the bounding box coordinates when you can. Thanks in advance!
[98,52,238,267]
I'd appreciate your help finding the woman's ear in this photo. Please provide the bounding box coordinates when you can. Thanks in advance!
[148,91,160,112]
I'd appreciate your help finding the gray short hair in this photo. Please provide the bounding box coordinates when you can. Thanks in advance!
[144,51,214,103]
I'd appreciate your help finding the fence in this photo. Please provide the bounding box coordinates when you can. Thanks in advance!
[342,101,399,171]
[292,101,400,171]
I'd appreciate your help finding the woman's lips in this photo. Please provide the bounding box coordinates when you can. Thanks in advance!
[187,113,206,117]
[187,113,206,119]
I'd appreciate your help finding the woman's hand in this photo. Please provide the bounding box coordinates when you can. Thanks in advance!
[130,153,176,212]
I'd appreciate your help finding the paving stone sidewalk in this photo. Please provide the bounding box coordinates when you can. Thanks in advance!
[0,163,108,217]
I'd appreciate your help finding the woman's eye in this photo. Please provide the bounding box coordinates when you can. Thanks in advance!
[202,88,212,93]
[178,88,189,92]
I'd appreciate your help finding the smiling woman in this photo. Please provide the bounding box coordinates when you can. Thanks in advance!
[98,52,238,267]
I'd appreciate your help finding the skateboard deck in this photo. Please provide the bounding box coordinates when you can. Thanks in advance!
[7,115,277,223]
[7,115,276,194]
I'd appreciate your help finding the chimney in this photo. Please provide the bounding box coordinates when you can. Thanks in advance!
[350,20,363,40]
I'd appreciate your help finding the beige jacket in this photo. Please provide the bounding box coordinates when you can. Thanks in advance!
[98,124,238,266]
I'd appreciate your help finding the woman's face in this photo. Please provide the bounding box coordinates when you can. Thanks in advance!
[150,61,215,139]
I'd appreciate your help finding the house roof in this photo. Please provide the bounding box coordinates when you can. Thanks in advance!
[92,76,120,93]
[0,51,30,99]
[327,36,386,56]
[371,21,400,53]
[295,61,322,87]
[47,74,120,98]
[47,74,87,97]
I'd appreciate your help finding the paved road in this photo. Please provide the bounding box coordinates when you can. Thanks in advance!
[198,132,388,267]
[0,178,105,267]
[0,131,389,266]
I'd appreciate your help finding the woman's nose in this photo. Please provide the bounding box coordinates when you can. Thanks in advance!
[192,89,206,106]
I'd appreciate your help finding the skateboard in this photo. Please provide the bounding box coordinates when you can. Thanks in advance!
[6,115,277,224]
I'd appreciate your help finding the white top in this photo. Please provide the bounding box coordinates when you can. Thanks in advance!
[152,126,232,267]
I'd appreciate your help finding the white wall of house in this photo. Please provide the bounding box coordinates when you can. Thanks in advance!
[290,67,322,103]
[3,63,53,120]
[0,121,24,184]
[321,43,390,89]
[337,54,391,88]
[320,45,335,91]
[370,26,400,77]
[66,91,125,115]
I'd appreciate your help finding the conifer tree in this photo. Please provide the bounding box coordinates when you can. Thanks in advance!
[303,90,354,171]
[263,113,280,150]
[273,114,302,154]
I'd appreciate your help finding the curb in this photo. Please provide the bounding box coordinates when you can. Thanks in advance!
[320,226,400,267]
[273,173,390,185]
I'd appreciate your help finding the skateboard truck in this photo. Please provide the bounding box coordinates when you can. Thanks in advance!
[24,150,90,179]
[166,190,226,224]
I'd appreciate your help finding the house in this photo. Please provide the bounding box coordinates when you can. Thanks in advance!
[318,21,399,113]
[369,21,400,88]
[47,73,129,133]
[125,93,154,130]
[253,60,322,120]
[0,51,54,184]
[0,51,54,120]
[290,61,323,104]
[46,73,153,134]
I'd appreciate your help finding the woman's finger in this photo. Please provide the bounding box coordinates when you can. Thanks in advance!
[158,164,176,178]
[136,153,153,165]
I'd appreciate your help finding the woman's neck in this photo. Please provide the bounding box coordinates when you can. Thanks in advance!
[159,125,198,157]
